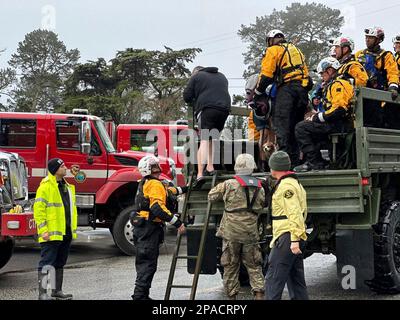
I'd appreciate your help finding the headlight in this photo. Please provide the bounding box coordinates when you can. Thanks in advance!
[168,158,177,181]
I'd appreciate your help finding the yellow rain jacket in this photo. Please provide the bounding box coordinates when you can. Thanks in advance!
[270,174,307,247]
[34,174,78,243]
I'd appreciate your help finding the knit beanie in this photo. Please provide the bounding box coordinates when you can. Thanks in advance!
[48,158,64,175]
[268,151,291,171]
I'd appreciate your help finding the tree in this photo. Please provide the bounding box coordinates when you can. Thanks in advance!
[0,49,16,110]
[9,29,80,112]
[238,2,343,77]
[63,47,201,124]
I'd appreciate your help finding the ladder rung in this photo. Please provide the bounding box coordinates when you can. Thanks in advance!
[170,285,193,289]
[176,255,197,260]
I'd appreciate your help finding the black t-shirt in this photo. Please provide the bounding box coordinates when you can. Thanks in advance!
[58,180,72,238]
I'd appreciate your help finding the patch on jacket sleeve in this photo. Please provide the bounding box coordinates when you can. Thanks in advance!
[284,190,294,199]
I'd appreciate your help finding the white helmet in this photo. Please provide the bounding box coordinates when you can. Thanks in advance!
[245,74,258,91]
[393,34,400,44]
[329,46,336,58]
[364,26,385,43]
[138,155,160,177]
[234,153,257,175]
[329,36,355,51]
[266,29,285,39]
[317,57,341,74]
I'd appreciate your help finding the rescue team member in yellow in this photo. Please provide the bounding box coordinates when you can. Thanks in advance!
[330,36,368,87]
[131,155,186,300]
[265,151,308,300]
[355,27,399,128]
[294,57,354,172]
[393,34,400,80]
[254,29,311,168]
[34,158,77,300]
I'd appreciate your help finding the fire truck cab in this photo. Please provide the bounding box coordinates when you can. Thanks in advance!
[112,123,189,186]
[0,112,176,255]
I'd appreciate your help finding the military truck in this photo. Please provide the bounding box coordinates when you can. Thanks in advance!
[181,87,400,294]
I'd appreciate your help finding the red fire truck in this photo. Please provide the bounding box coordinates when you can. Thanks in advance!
[0,111,177,255]
[109,123,189,186]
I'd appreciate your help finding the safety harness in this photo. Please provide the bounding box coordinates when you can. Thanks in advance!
[357,49,390,89]
[275,43,307,86]
[224,175,262,215]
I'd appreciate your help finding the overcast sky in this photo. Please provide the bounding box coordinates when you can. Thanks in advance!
[1,0,400,97]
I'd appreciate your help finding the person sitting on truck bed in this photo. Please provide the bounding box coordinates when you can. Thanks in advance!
[208,153,265,300]
[131,155,186,300]
[355,27,399,128]
[294,57,354,172]
[34,158,77,300]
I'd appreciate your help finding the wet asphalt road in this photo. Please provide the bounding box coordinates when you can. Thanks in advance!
[1,228,400,300]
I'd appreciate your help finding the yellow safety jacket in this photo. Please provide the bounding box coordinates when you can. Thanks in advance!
[318,78,354,123]
[258,42,310,89]
[34,174,78,243]
[355,48,399,89]
[337,55,368,87]
[248,110,261,141]
[270,174,307,247]
[137,179,174,223]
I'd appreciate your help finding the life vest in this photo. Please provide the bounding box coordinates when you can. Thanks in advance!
[224,175,262,215]
[357,49,390,90]
[275,43,307,86]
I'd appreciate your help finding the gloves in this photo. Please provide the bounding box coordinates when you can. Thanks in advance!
[389,84,399,101]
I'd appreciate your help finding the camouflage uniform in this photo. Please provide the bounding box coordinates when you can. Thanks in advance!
[208,177,265,298]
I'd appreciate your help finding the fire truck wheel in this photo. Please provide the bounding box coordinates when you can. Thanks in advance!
[0,237,14,270]
[112,206,136,256]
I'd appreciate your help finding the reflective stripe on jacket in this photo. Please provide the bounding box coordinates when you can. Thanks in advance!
[33,174,78,243]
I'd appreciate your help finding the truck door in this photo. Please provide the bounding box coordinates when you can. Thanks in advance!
[51,119,108,193]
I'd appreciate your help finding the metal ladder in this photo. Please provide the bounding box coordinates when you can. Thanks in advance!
[164,171,218,300]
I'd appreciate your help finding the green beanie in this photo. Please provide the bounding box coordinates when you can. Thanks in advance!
[268,151,291,171]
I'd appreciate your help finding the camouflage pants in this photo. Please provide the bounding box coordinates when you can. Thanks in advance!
[220,240,265,298]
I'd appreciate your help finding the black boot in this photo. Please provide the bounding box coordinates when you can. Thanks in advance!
[51,269,73,300]
[293,150,327,172]
[38,271,55,300]
[131,286,152,300]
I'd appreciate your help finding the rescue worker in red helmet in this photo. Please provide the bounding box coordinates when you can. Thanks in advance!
[329,36,368,87]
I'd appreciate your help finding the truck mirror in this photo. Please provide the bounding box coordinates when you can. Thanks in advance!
[81,121,92,154]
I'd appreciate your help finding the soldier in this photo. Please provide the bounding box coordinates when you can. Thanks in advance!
[355,27,399,127]
[254,29,312,167]
[265,151,308,300]
[330,36,368,87]
[208,154,265,300]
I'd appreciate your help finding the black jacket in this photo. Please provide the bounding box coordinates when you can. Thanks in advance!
[183,67,231,116]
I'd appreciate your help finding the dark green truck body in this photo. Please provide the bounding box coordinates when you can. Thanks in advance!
[185,87,400,293]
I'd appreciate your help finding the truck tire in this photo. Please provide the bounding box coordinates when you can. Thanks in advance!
[0,237,14,270]
[112,206,136,256]
[367,201,400,293]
